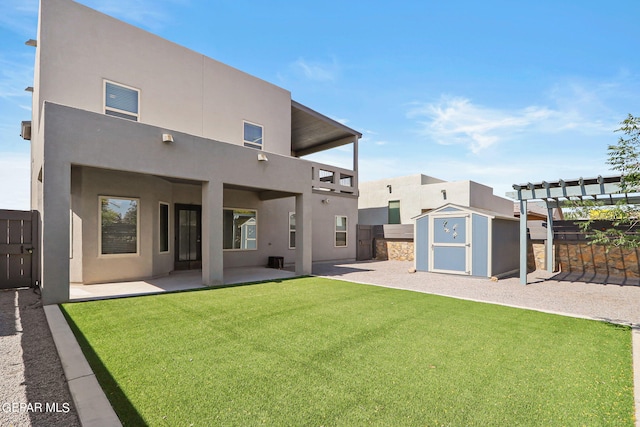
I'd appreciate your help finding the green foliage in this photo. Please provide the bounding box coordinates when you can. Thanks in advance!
[61,278,635,426]
[575,114,640,248]
[608,114,640,192]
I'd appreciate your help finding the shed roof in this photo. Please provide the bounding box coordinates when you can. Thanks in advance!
[413,203,518,222]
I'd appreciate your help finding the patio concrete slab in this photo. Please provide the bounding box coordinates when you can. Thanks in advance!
[70,267,297,301]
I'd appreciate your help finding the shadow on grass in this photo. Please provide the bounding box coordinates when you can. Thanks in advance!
[59,305,146,427]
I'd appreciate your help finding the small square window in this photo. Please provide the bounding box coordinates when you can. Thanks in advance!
[105,81,139,121]
[243,121,263,150]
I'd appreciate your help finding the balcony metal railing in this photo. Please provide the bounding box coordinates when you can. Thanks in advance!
[311,163,357,195]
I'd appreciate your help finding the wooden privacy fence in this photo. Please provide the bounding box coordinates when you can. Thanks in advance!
[553,220,640,240]
[553,220,640,280]
[0,210,38,289]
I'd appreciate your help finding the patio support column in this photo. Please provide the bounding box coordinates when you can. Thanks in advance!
[546,204,554,272]
[352,138,359,192]
[41,160,71,304]
[519,199,528,285]
[202,180,224,286]
[295,192,312,275]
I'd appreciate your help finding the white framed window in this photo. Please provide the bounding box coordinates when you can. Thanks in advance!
[104,80,139,121]
[335,215,348,247]
[223,208,258,250]
[288,212,296,249]
[99,196,139,256]
[159,202,170,253]
[243,121,263,150]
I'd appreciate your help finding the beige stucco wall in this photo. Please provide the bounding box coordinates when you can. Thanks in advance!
[34,0,291,156]
[42,105,356,294]
[30,0,359,302]
[358,174,513,225]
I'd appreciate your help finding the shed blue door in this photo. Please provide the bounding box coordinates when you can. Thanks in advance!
[431,215,469,274]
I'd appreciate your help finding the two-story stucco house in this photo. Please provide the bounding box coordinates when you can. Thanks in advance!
[27,0,361,304]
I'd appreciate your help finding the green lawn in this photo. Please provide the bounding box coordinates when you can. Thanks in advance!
[61,277,635,426]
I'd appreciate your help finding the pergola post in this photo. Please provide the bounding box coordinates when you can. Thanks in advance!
[519,199,528,285]
[546,204,554,272]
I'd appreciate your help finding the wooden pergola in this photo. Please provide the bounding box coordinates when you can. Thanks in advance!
[509,175,631,284]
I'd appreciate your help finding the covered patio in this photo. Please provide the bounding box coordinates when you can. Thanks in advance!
[70,267,296,301]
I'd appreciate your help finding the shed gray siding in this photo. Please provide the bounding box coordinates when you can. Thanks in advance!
[415,216,429,271]
[471,213,488,277]
[491,218,520,276]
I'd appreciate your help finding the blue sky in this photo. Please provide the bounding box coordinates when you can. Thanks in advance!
[1,0,639,209]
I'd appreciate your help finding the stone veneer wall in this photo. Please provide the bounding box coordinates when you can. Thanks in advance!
[531,241,546,270]
[555,241,640,278]
[375,239,414,261]
[374,237,543,272]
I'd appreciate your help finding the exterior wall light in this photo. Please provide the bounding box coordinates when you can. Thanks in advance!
[257,153,268,162]
[162,133,174,143]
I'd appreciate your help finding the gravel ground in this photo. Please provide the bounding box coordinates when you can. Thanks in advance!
[0,288,80,427]
[313,260,640,326]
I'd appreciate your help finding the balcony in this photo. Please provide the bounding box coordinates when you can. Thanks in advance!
[311,162,357,196]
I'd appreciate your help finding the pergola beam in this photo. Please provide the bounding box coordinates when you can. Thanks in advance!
[510,175,629,285]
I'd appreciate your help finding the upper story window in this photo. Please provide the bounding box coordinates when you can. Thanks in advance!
[243,121,263,150]
[105,81,139,121]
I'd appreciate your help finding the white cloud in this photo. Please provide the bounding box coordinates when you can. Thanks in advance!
[406,76,630,156]
[290,57,340,82]
[407,96,558,154]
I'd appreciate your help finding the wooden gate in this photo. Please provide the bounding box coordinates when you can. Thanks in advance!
[0,210,38,289]
[356,225,373,261]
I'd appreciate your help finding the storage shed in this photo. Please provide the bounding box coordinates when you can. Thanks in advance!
[414,204,519,278]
